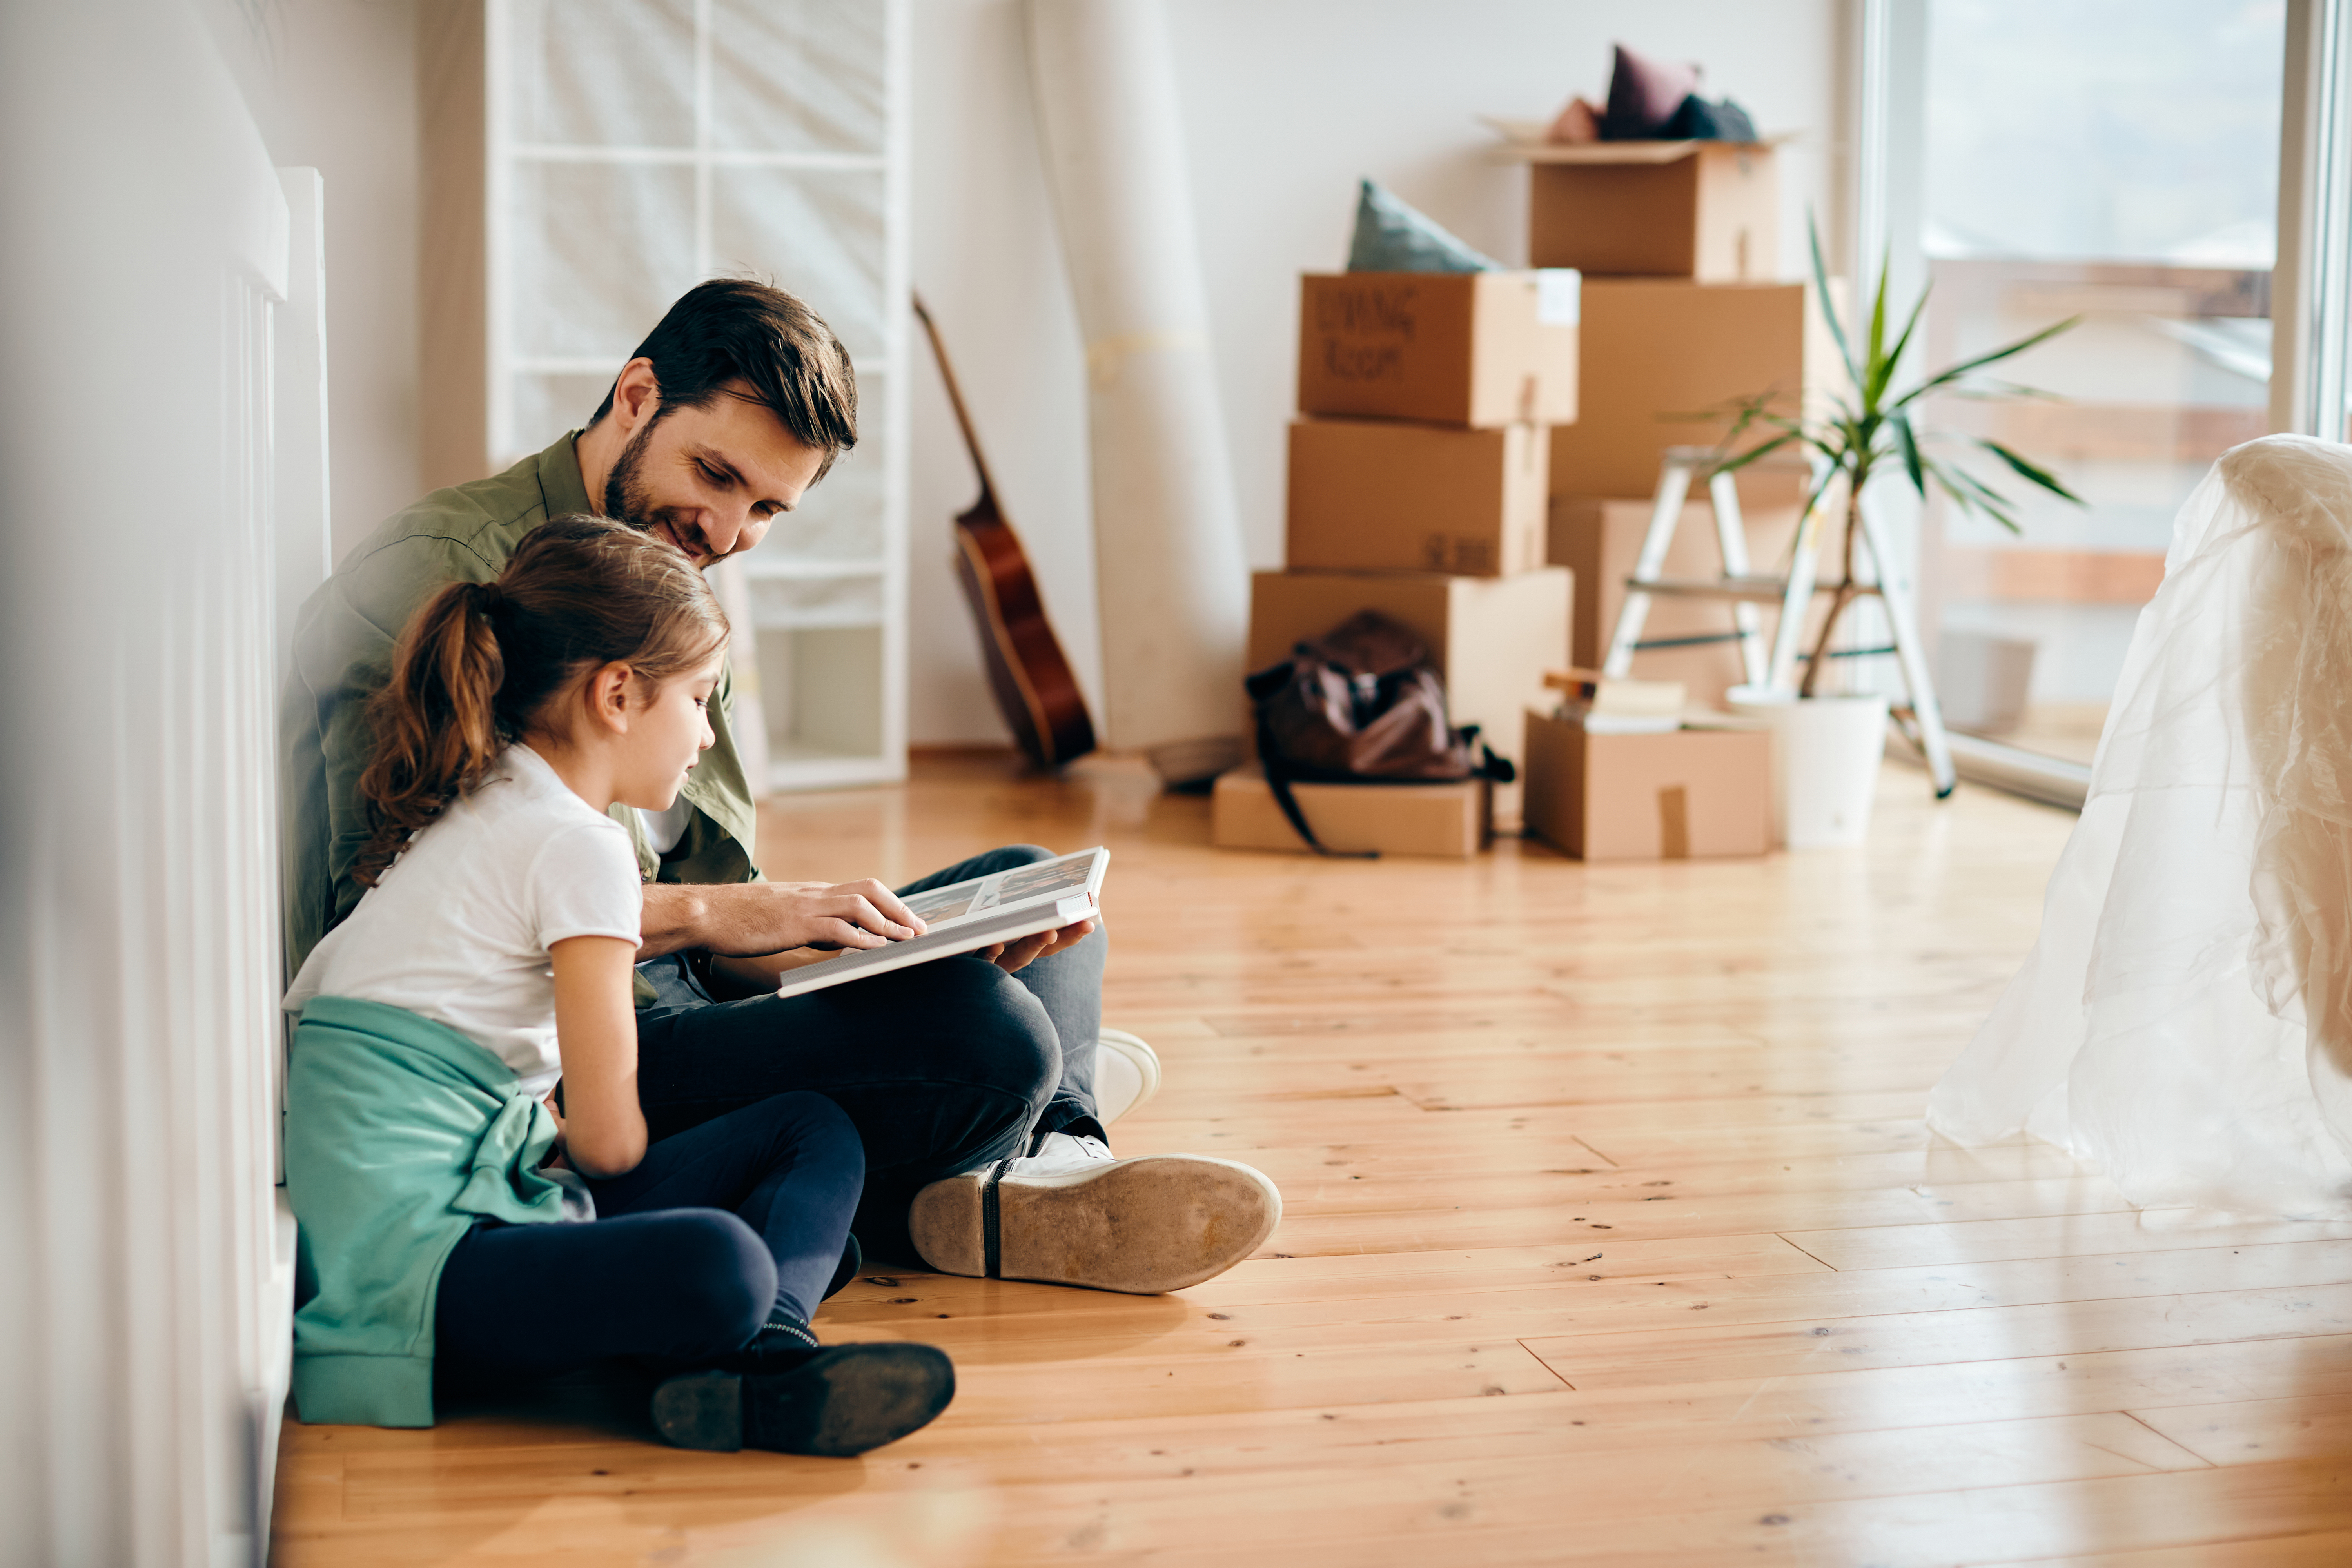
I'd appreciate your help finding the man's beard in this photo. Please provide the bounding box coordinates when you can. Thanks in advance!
[603,415,708,559]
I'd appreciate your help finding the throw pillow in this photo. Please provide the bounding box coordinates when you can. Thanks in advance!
[1601,42,1699,140]
[1346,179,1502,274]
[1663,94,1760,143]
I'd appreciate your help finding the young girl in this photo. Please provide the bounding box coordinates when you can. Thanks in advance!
[281,514,953,1456]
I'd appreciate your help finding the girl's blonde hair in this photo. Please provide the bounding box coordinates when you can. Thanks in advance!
[354,514,728,887]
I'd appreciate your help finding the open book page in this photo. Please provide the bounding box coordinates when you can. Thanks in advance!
[770,846,1109,1001]
[895,846,1105,929]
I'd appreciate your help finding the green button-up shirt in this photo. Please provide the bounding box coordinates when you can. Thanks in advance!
[279,432,762,982]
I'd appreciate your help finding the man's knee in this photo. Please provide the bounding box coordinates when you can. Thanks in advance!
[972,843,1055,873]
[927,957,1061,1108]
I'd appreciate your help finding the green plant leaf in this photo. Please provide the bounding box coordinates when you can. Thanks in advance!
[1974,438,2086,504]
[1800,466,1840,532]
[1926,454,2024,534]
[1938,378,2062,403]
[1892,410,1926,497]
[1863,246,1891,409]
[1708,428,1804,475]
[1875,284,1932,409]
[1808,214,1862,389]
[1894,316,2082,410]
[1800,430,1852,472]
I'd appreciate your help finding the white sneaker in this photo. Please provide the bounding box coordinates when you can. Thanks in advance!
[1010,1130,1116,1174]
[1094,1028,1161,1126]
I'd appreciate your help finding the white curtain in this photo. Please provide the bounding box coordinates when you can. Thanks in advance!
[1929,434,2352,1218]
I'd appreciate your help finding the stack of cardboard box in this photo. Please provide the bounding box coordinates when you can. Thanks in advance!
[1522,141,1815,860]
[1212,269,1581,858]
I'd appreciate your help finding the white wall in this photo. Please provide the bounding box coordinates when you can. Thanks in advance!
[907,0,1845,744]
[196,1,1847,746]
[202,0,421,563]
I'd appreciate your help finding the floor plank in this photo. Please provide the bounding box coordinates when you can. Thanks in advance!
[1526,1283,2352,1389]
[2129,1392,2352,1466]
[268,753,2352,1566]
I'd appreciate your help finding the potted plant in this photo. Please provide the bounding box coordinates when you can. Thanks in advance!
[1711,222,2082,846]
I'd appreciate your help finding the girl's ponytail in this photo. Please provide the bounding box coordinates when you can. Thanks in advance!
[349,515,728,889]
[352,578,513,887]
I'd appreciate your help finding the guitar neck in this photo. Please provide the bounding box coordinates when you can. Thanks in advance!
[911,293,1002,506]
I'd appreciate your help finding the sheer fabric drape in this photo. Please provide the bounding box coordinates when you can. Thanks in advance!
[1928,434,2352,1217]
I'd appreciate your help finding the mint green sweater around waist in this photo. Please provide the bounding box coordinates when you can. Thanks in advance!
[283,995,575,1428]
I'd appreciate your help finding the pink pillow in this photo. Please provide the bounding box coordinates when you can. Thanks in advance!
[1602,43,1699,140]
[1546,96,1602,145]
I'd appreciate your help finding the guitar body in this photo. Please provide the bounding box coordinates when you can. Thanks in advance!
[952,492,1096,768]
[916,296,1098,771]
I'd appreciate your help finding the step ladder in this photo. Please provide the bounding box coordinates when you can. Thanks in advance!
[1601,445,1957,798]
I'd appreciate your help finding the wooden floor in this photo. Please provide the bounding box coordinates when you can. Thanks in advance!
[272,752,2352,1566]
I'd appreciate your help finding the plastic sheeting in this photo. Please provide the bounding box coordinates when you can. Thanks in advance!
[1927,434,2352,1218]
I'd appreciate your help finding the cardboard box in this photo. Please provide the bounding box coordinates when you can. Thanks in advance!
[1296,270,1579,428]
[1526,141,1779,281]
[1288,416,1548,577]
[1521,710,1771,861]
[1212,764,1490,858]
[1247,567,1572,823]
[1548,278,1832,501]
[1548,488,1813,709]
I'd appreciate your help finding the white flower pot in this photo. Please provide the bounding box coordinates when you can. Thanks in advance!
[1724,686,1890,849]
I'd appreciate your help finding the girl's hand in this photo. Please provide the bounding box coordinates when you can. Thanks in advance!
[539,1092,571,1171]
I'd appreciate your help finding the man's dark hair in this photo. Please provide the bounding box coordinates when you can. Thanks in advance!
[592,277,858,478]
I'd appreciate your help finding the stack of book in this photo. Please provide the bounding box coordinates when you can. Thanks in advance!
[1543,668,1687,735]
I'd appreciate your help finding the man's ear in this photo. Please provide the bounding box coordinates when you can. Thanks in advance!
[610,358,662,436]
[587,662,635,735]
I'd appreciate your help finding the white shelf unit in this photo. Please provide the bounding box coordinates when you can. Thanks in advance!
[481,0,910,792]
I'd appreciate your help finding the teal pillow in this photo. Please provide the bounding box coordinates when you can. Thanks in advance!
[1346,179,1502,274]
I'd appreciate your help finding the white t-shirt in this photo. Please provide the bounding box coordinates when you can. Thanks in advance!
[285,744,644,1097]
[639,796,693,855]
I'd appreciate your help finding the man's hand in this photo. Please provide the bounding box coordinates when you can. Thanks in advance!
[640,879,928,960]
[978,918,1096,975]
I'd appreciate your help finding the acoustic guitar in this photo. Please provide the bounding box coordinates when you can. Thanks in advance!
[912,295,1098,770]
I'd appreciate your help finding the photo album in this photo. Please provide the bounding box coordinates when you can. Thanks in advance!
[768,845,1109,999]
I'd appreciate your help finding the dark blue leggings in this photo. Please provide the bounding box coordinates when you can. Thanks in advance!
[432,1091,860,1385]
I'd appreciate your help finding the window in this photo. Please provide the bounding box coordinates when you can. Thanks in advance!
[1911,0,2286,764]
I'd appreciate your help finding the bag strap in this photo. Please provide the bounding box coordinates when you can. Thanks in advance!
[1459,724,1517,785]
[1254,710,1378,860]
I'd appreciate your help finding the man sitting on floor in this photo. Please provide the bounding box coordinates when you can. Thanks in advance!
[281,278,1279,1293]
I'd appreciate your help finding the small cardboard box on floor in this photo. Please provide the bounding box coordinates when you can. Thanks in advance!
[1212,765,1491,859]
[1246,566,1572,829]
[1521,140,1781,282]
[1288,416,1548,576]
[1296,270,1580,427]
[1548,484,1810,709]
[1521,709,1771,862]
[1548,278,1836,502]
